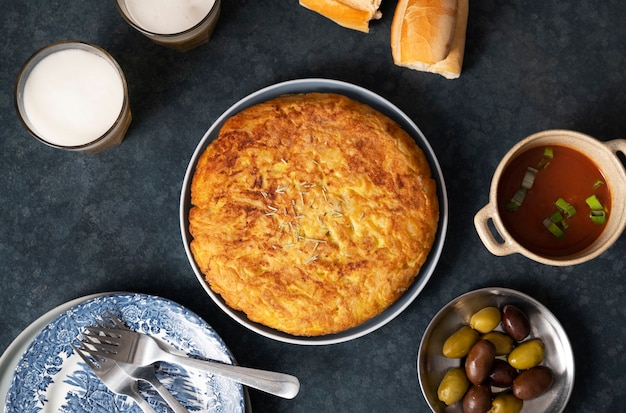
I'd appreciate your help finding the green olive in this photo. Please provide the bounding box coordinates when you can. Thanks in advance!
[437,367,470,406]
[508,339,545,370]
[443,325,479,358]
[489,393,523,413]
[470,307,501,333]
[481,331,515,356]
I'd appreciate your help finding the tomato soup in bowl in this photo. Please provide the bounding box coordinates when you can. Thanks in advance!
[475,130,626,266]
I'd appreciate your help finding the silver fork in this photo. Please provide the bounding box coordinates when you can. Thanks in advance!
[93,317,192,413]
[81,312,300,399]
[115,359,191,413]
[72,343,156,413]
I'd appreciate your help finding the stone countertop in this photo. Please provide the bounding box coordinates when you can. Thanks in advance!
[1,1,625,411]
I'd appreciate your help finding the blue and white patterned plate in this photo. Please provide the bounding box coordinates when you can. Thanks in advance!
[3,293,246,413]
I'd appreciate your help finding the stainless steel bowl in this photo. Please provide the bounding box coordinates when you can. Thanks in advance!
[418,287,574,412]
[180,78,448,345]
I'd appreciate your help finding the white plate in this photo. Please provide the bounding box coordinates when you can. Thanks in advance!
[3,292,246,412]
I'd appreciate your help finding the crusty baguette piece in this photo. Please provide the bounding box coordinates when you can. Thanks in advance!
[300,0,382,33]
[391,0,469,79]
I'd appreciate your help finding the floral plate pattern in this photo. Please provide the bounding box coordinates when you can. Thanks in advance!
[4,293,246,412]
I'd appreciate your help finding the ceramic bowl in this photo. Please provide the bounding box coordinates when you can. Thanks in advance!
[180,78,448,345]
[417,287,574,413]
[474,130,626,266]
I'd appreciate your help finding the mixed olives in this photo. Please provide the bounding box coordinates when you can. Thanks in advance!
[436,304,554,413]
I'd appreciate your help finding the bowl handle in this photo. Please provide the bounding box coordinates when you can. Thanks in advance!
[474,203,517,256]
[605,139,626,167]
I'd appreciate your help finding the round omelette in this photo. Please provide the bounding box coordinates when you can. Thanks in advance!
[189,92,438,336]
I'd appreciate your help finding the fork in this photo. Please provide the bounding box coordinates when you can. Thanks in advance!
[116,359,191,413]
[80,312,300,399]
[89,318,192,413]
[77,337,190,413]
[72,343,157,413]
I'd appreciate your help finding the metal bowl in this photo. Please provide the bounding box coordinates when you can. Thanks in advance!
[417,287,574,412]
[180,78,448,345]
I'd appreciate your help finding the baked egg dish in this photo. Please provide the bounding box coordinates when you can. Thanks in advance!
[189,92,438,336]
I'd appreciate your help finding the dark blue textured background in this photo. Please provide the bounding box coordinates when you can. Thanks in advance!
[1,1,625,411]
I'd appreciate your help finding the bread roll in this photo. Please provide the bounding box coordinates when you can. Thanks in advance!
[391,0,469,79]
[300,0,382,33]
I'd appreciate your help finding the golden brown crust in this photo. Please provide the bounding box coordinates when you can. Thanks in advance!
[189,93,438,336]
[391,0,457,64]
[391,0,469,79]
[299,0,382,33]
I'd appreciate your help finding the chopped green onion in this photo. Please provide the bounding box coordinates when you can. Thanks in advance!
[555,197,576,218]
[537,159,551,169]
[590,210,607,224]
[585,195,603,210]
[506,188,528,211]
[537,147,553,168]
[505,202,518,211]
[586,195,607,224]
[593,179,605,189]
[543,218,564,238]
[550,211,564,224]
[522,167,538,189]
[544,147,553,158]
[544,210,568,236]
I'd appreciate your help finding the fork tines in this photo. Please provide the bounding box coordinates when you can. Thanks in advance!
[103,310,128,329]
[71,342,98,367]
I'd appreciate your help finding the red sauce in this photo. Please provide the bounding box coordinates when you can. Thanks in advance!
[498,145,611,257]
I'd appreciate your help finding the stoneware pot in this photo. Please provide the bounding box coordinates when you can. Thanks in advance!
[474,129,626,266]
